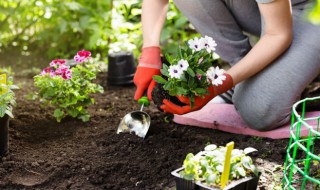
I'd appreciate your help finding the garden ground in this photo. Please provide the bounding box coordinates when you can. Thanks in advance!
[0,50,319,189]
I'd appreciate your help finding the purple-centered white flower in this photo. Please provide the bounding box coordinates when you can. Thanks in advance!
[177,59,189,71]
[202,35,217,53]
[168,65,183,79]
[188,37,204,51]
[206,66,226,86]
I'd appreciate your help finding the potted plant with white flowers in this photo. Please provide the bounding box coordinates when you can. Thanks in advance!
[171,143,261,190]
[152,36,226,109]
[0,74,18,156]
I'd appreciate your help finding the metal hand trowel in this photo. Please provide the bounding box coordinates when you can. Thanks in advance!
[117,95,151,139]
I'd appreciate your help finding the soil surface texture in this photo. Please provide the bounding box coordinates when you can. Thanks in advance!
[0,70,319,190]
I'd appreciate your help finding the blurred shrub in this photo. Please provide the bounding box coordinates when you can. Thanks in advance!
[309,0,320,24]
[0,0,113,59]
[0,0,196,61]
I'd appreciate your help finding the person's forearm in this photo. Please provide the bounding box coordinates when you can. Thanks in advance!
[227,33,292,85]
[142,0,169,47]
[226,0,292,86]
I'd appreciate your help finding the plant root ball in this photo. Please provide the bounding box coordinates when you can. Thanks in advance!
[152,84,187,112]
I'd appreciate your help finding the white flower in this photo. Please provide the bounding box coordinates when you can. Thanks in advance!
[177,59,189,71]
[206,66,226,86]
[188,37,204,51]
[204,144,217,151]
[216,165,224,173]
[202,35,217,53]
[168,65,183,79]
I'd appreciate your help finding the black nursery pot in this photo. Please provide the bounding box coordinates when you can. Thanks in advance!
[0,114,9,157]
[171,167,260,190]
[107,51,136,86]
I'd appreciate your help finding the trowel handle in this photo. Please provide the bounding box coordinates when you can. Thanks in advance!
[137,92,150,107]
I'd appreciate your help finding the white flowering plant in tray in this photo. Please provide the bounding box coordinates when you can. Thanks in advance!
[153,36,226,108]
[180,144,259,188]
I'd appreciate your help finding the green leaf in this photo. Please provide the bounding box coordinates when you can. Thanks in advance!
[205,173,217,185]
[161,64,169,77]
[79,114,90,122]
[164,80,174,90]
[196,69,206,75]
[53,109,64,122]
[178,45,183,59]
[175,17,188,28]
[187,67,195,77]
[188,77,195,88]
[195,88,208,95]
[0,105,6,117]
[176,87,188,95]
[5,110,13,118]
[68,109,79,117]
[237,166,247,177]
[153,75,167,84]
[165,53,173,64]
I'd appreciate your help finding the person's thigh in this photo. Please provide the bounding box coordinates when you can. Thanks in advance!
[233,10,320,131]
[173,0,258,65]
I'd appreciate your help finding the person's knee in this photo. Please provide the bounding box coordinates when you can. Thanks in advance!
[234,99,291,131]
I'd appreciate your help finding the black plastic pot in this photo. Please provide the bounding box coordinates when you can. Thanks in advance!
[171,167,260,190]
[0,114,9,157]
[107,51,136,86]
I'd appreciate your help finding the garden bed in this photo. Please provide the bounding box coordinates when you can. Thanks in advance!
[0,71,315,190]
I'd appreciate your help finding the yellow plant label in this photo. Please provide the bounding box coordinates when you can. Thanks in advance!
[221,141,234,189]
[0,73,7,95]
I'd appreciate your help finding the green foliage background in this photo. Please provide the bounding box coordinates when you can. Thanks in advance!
[0,0,319,66]
[0,0,197,65]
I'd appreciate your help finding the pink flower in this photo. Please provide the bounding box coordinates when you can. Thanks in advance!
[50,59,66,67]
[74,50,91,63]
[196,73,202,80]
[40,67,54,76]
[74,54,85,63]
[77,50,91,58]
[50,72,56,77]
[62,70,72,80]
[55,65,70,75]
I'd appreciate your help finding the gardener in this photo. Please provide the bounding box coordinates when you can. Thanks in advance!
[133,0,320,131]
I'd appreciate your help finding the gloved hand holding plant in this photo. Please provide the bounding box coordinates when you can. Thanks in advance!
[152,36,233,114]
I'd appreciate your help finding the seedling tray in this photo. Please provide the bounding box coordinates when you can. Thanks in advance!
[171,167,260,190]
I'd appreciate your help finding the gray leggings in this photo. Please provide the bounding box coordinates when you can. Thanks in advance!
[173,0,320,131]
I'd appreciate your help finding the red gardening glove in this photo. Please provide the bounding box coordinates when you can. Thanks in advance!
[160,74,234,114]
[134,46,162,101]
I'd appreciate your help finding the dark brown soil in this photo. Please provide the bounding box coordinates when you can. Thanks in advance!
[0,69,319,189]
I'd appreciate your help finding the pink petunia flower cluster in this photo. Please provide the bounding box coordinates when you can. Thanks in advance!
[41,59,72,80]
[40,50,92,80]
[74,50,91,63]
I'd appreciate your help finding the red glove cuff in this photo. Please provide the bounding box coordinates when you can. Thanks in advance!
[139,46,162,69]
[209,73,234,96]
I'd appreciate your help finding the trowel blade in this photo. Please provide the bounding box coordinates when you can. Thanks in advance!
[117,111,151,138]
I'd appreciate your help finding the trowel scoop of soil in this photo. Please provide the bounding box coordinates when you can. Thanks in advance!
[117,96,151,138]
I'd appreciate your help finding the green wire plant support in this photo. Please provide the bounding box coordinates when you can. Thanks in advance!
[283,96,320,190]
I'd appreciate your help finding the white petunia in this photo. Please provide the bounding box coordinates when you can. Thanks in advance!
[206,66,226,86]
[188,37,204,51]
[177,59,189,71]
[202,35,217,53]
[168,65,183,79]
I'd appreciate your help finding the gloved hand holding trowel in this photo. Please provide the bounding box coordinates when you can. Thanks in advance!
[116,47,161,139]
